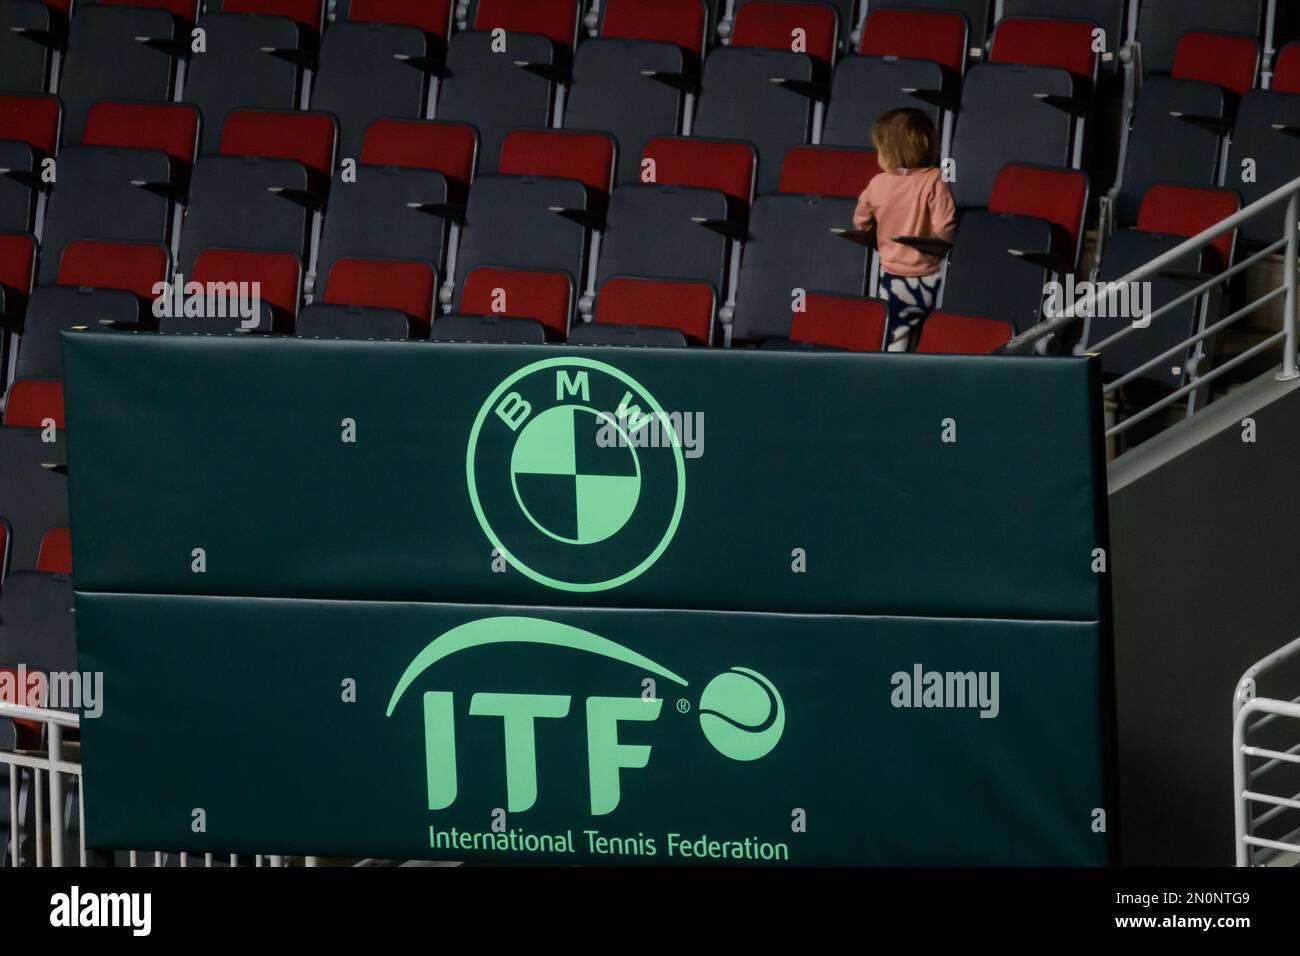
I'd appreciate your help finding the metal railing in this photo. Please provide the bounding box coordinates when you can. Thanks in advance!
[1233,636,1300,866]
[1003,176,1300,440]
[1,702,317,868]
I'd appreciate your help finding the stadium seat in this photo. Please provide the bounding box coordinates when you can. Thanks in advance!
[37,146,175,284]
[640,135,757,218]
[59,6,182,142]
[219,109,338,190]
[693,46,817,194]
[295,304,411,339]
[0,1,58,94]
[734,0,859,53]
[455,266,573,340]
[917,310,1013,353]
[0,95,60,233]
[210,0,325,37]
[35,526,70,575]
[472,0,582,49]
[987,163,1090,274]
[186,13,306,155]
[322,258,438,335]
[15,287,140,380]
[428,313,547,343]
[0,231,37,320]
[822,8,965,148]
[311,21,430,161]
[342,0,454,40]
[1170,31,1260,98]
[1111,76,1228,227]
[788,292,885,351]
[0,572,76,675]
[1000,0,1126,75]
[948,62,1079,209]
[435,31,560,177]
[497,128,617,213]
[937,209,1054,334]
[1133,0,1265,79]
[191,247,302,331]
[0,425,67,571]
[81,101,201,184]
[873,0,992,58]
[988,17,1100,95]
[57,238,170,299]
[1228,44,1300,245]
[360,119,479,196]
[778,145,879,199]
[1083,185,1240,390]
[599,0,708,63]
[729,192,868,344]
[591,276,716,345]
[3,379,63,428]
[568,322,689,347]
[730,1,838,68]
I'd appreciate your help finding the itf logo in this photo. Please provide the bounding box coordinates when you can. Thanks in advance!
[466,358,686,592]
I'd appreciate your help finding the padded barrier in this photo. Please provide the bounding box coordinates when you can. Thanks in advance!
[62,336,1116,865]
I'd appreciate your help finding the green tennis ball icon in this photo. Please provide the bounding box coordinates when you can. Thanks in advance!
[698,667,785,761]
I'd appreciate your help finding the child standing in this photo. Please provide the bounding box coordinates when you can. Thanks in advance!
[853,108,956,351]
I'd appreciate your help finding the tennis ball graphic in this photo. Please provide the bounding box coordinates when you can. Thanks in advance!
[698,667,785,761]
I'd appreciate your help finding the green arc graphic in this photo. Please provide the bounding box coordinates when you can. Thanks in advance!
[386,616,689,716]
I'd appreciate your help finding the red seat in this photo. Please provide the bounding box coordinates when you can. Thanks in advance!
[989,17,1100,87]
[219,0,324,33]
[600,0,708,60]
[57,240,169,300]
[219,109,338,185]
[347,0,453,38]
[917,311,1013,354]
[324,258,437,333]
[0,232,37,314]
[99,0,200,20]
[858,9,967,75]
[3,379,64,428]
[361,119,478,188]
[0,94,61,155]
[82,101,201,172]
[36,526,71,575]
[988,163,1090,271]
[641,136,757,212]
[594,277,714,345]
[498,129,617,203]
[461,267,573,339]
[192,248,303,319]
[731,1,838,66]
[474,0,582,51]
[1274,41,1300,94]
[779,145,880,199]
[1136,185,1240,274]
[1172,32,1259,97]
[790,294,885,351]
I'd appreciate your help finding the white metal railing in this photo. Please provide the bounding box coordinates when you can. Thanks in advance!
[1233,636,1300,867]
[1004,175,1300,440]
[1,702,317,868]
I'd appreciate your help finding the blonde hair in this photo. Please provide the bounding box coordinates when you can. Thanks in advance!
[872,108,939,172]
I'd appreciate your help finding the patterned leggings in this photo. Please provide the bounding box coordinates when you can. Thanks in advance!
[881,271,942,351]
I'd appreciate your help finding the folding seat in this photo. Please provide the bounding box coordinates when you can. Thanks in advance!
[729,1,838,68]
[916,311,1013,353]
[0,424,67,571]
[778,292,885,351]
[295,304,411,339]
[321,257,438,336]
[0,94,60,234]
[175,247,301,332]
[35,526,69,575]
[988,17,1101,99]
[869,0,992,59]
[589,276,715,345]
[822,8,966,148]
[1000,0,1126,76]
[568,322,689,347]
[592,137,753,329]
[3,377,62,428]
[311,21,430,162]
[1168,32,1259,100]
[778,144,878,198]
[987,163,1090,274]
[58,5,183,143]
[448,129,614,323]
[469,0,582,53]
[186,13,307,155]
[448,266,574,340]
[731,0,857,53]
[339,0,454,44]
[1109,77,1228,228]
[728,192,868,344]
[692,41,818,194]
[947,62,1079,209]
[178,109,337,277]
[0,572,76,675]
[81,100,201,191]
[359,118,479,198]
[208,0,325,37]
[1227,43,1300,245]
[36,146,174,284]
[428,313,547,343]
[1132,0,1265,79]
[566,0,706,184]
[1082,185,1240,391]
[0,0,59,94]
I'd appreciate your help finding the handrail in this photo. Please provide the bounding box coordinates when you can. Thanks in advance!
[1002,174,1300,389]
[1233,636,1300,866]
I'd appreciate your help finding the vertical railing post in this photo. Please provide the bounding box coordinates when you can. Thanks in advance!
[1233,701,1254,866]
[1279,192,1299,382]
